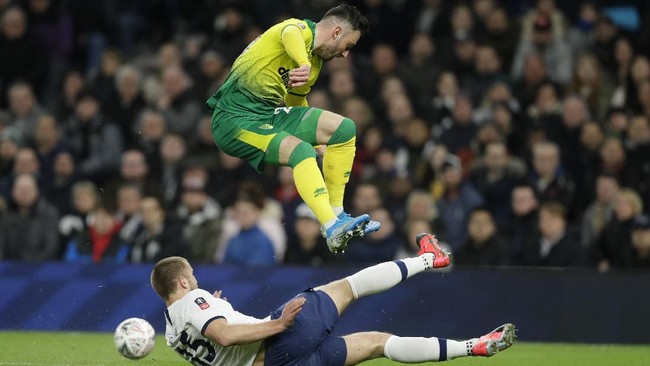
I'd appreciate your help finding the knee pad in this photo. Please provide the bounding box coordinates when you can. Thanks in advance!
[288,141,317,168]
[328,117,356,145]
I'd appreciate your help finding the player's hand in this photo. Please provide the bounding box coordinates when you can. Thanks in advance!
[278,297,305,329]
[288,65,311,87]
[213,290,227,302]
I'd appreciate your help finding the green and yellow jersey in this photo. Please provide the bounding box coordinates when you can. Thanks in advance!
[207,18,323,115]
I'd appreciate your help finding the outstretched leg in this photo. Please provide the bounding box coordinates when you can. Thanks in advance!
[342,324,516,365]
[316,233,450,314]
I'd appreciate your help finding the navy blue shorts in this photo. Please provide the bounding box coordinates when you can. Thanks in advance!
[264,289,347,366]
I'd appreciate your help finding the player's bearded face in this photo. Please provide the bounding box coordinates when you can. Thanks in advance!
[320,30,361,61]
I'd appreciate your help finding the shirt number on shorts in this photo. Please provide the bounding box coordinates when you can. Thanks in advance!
[274,107,293,114]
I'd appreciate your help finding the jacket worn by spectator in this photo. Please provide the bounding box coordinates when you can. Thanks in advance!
[0,198,59,261]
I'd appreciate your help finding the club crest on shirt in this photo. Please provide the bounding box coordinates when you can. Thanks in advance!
[297,23,306,29]
[194,297,210,310]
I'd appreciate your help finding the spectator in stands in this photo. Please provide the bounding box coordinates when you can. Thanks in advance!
[104,64,146,148]
[567,54,613,122]
[212,151,258,208]
[0,147,40,199]
[575,121,604,209]
[351,182,383,219]
[187,114,221,170]
[546,96,588,184]
[437,154,484,250]
[66,0,111,73]
[517,201,583,267]
[427,72,459,133]
[582,175,619,248]
[520,0,568,42]
[58,180,100,250]
[455,208,509,266]
[598,137,629,184]
[438,3,476,70]
[328,68,358,114]
[157,65,202,139]
[133,109,166,172]
[404,189,445,237]
[7,82,44,141]
[20,0,73,104]
[525,81,562,131]
[346,207,402,264]
[106,149,162,210]
[175,164,222,264]
[528,141,576,216]
[625,55,650,114]
[383,87,415,137]
[509,184,540,260]
[609,37,634,109]
[221,184,276,266]
[512,14,572,85]
[483,5,520,72]
[284,202,338,266]
[341,96,374,139]
[158,133,187,206]
[42,151,75,212]
[193,50,226,102]
[463,44,507,104]
[50,68,84,120]
[396,218,433,259]
[513,53,549,110]
[626,116,650,212]
[114,184,142,247]
[566,1,599,62]
[400,32,439,112]
[64,206,129,263]
[0,173,59,261]
[0,6,47,106]
[440,94,477,156]
[605,107,630,137]
[32,115,73,195]
[593,189,644,271]
[0,127,20,184]
[365,43,399,107]
[91,49,122,104]
[131,195,186,263]
[590,15,619,74]
[470,141,526,233]
[63,88,123,183]
[273,166,301,241]
[629,215,650,269]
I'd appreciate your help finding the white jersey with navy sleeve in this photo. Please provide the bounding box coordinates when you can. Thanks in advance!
[165,289,267,366]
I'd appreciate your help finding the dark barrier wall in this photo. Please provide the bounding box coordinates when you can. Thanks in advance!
[1,261,649,344]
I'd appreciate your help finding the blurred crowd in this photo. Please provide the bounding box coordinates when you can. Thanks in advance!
[0,0,649,271]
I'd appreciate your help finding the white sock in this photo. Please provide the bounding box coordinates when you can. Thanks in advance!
[384,335,472,362]
[332,206,344,216]
[324,218,337,231]
[346,256,433,299]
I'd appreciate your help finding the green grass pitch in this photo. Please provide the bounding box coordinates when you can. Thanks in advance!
[0,332,649,366]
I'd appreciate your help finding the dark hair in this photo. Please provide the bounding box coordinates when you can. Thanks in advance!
[540,201,566,221]
[322,4,369,34]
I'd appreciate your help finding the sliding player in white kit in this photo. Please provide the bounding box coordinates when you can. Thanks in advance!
[150,234,516,366]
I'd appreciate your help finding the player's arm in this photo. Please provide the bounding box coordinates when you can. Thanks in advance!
[203,297,305,347]
[281,25,311,88]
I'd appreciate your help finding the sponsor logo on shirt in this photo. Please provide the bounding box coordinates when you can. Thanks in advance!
[194,297,210,310]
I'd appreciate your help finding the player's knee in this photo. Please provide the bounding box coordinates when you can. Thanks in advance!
[328,117,356,145]
[288,140,317,168]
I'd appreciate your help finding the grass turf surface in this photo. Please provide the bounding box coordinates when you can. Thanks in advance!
[0,332,649,366]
